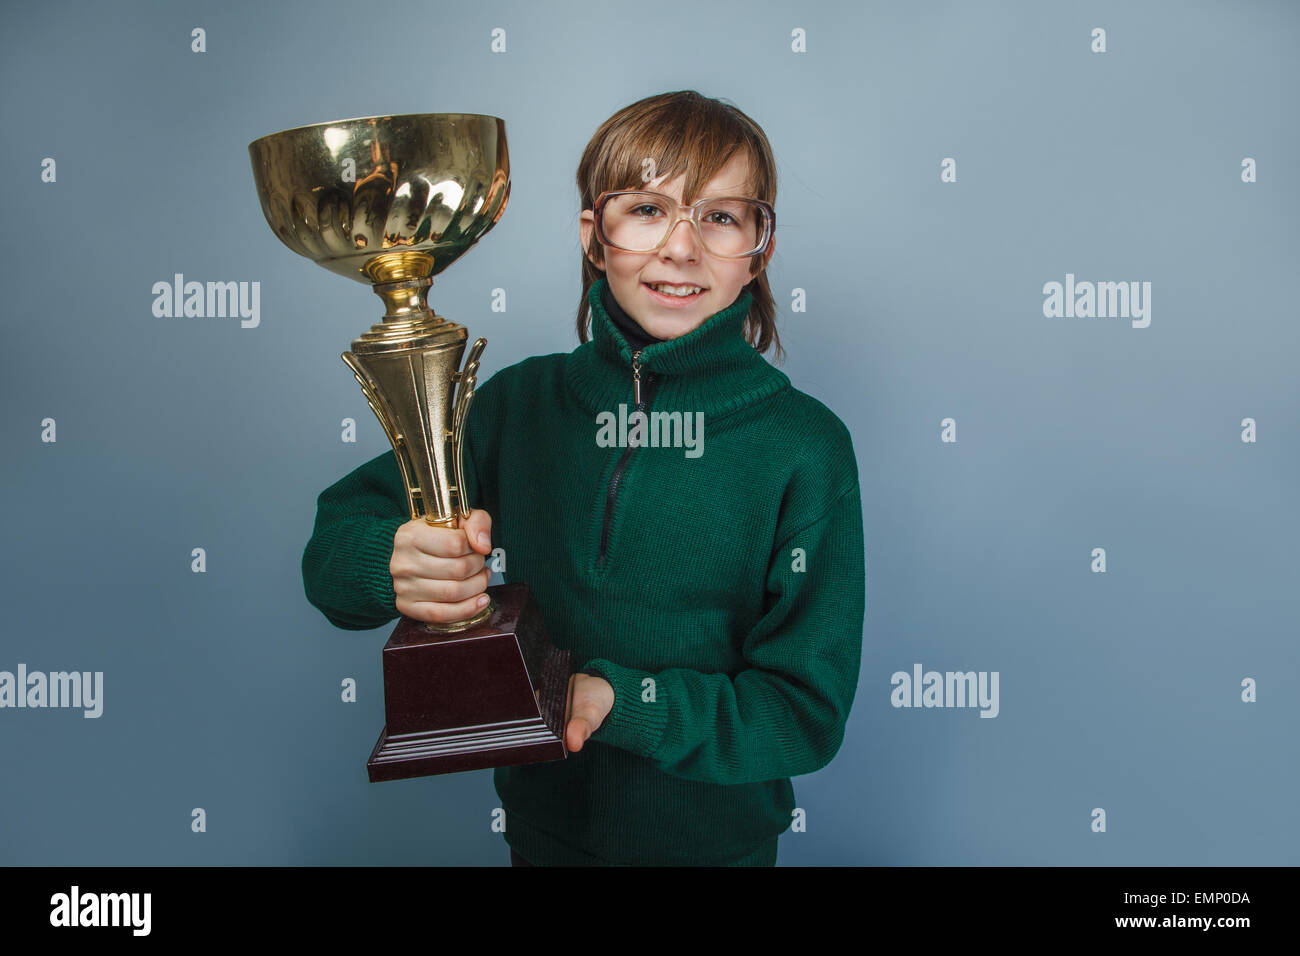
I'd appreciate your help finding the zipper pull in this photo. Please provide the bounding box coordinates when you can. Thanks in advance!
[632,349,642,406]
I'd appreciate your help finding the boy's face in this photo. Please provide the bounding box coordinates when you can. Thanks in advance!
[581,152,774,342]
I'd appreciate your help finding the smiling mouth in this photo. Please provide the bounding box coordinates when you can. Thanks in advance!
[643,281,708,298]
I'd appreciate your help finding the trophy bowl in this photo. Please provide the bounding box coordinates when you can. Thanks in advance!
[248,112,510,285]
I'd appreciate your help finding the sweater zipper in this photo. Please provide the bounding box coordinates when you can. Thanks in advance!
[597,349,656,568]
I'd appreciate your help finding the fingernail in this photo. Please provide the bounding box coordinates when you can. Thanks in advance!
[476,594,489,608]
[478,533,490,549]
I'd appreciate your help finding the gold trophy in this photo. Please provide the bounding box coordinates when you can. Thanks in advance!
[248,113,573,781]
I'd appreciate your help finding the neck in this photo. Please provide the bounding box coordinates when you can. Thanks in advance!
[564,276,789,420]
[600,280,664,351]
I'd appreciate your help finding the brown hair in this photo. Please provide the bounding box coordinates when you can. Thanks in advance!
[575,90,784,363]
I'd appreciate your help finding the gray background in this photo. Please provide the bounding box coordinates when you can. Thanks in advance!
[2,0,1296,865]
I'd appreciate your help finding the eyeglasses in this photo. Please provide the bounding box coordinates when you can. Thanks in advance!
[592,190,774,258]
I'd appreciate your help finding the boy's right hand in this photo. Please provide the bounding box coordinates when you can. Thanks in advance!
[389,508,494,625]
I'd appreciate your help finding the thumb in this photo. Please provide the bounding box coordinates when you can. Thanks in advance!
[461,508,493,555]
[566,715,592,752]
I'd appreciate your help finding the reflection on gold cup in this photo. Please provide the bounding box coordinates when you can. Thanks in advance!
[249,113,511,631]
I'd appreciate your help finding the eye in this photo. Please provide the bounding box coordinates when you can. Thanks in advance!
[631,203,663,217]
[705,211,737,226]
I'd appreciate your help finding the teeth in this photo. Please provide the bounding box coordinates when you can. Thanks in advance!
[648,283,703,297]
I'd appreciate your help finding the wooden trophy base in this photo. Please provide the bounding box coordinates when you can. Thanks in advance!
[366,581,574,782]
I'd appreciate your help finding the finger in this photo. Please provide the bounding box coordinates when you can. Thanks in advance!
[406,590,492,625]
[461,509,494,555]
[409,523,475,559]
[571,696,607,731]
[565,716,592,753]
[402,566,490,605]
[405,548,485,583]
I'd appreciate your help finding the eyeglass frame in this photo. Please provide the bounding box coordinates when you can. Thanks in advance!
[591,189,775,259]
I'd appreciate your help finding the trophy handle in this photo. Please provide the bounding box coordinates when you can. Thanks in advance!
[342,352,423,522]
[450,337,487,522]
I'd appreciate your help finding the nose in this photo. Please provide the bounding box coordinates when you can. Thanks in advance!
[660,215,702,260]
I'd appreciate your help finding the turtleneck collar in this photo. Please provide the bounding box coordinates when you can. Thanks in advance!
[565,276,788,420]
[600,278,663,351]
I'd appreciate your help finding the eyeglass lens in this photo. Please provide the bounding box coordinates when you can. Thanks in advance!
[601,192,767,256]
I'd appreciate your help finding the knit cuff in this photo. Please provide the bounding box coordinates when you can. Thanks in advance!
[581,657,669,759]
[361,516,407,615]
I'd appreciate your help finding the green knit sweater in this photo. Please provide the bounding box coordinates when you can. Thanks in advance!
[301,277,866,866]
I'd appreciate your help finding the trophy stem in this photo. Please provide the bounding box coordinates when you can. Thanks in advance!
[354,251,452,339]
[341,251,496,634]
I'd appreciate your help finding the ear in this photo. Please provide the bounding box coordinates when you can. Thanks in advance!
[580,211,604,270]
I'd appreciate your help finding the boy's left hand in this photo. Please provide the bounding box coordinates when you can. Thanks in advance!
[564,673,614,752]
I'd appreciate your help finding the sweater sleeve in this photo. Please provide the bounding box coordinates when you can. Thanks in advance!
[300,449,410,631]
[300,377,496,632]
[581,476,866,785]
